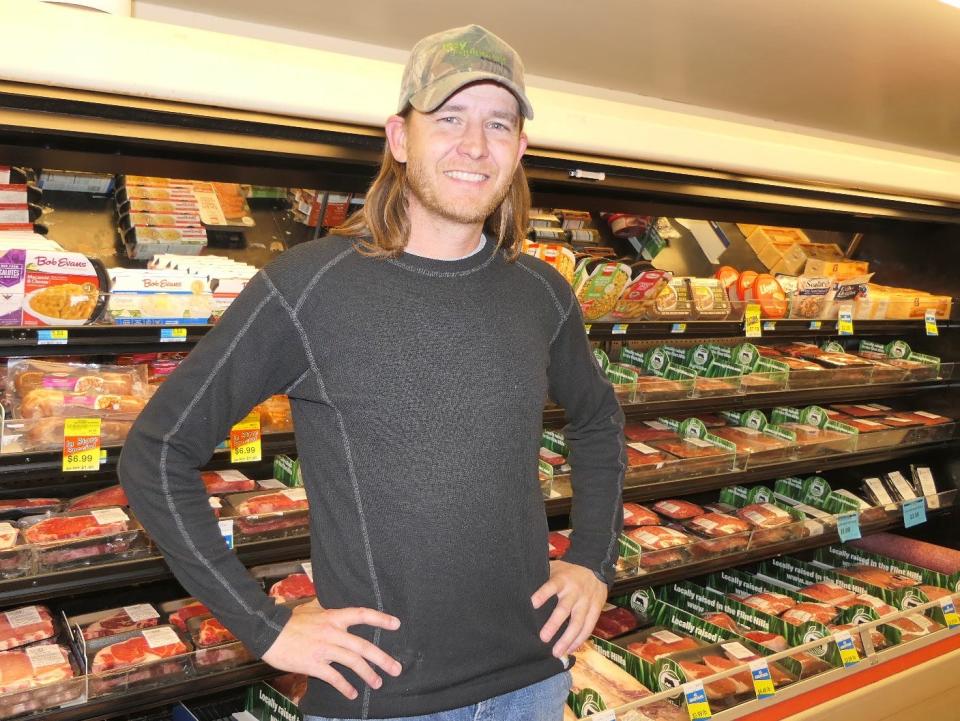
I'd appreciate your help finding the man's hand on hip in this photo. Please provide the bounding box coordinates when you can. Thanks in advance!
[261,600,403,700]
[530,560,606,658]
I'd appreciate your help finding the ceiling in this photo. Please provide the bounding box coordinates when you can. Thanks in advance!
[135,0,960,158]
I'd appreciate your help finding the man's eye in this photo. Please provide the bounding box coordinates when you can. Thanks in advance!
[438,116,460,124]
[489,122,511,131]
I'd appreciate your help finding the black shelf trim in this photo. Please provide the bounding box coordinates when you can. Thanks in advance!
[584,319,950,340]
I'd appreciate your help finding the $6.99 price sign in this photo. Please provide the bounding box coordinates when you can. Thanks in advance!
[230,411,262,463]
[62,418,101,472]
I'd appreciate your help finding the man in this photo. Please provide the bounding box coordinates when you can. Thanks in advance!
[119,24,624,721]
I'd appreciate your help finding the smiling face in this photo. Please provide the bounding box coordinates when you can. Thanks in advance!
[387,82,528,228]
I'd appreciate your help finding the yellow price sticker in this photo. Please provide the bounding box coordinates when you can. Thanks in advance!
[749,660,775,699]
[834,631,860,666]
[230,411,262,463]
[62,417,102,472]
[584,324,592,334]
[837,307,854,336]
[744,303,762,338]
[939,598,959,628]
[925,309,939,336]
[683,681,712,720]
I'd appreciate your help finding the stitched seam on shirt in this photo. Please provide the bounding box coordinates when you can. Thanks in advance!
[599,411,626,576]
[386,247,498,277]
[265,271,384,720]
[294,246,356,314]
[514,260,568,344]
[549,294,577,346]
[284,367,311,395]
[159,282,282,631]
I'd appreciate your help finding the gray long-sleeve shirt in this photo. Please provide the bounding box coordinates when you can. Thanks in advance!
[118,235,625,719]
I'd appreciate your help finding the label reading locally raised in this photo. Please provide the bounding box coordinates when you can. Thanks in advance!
[230,411,262,463]
[62,417,101,472]
[218,519,234,549]
[684,681,712,720]
[123,604,160,622]
[90,508,129,525]
[939,598,960,628]
[745,304,761,338]
[902,497,927,528]
[749,660,775,700]
[837,512,862,542]
[142,626,183,649]
[925,309,939,336]
[36,329,68,346]
[837,307,854,336]
[160,327,188,343]
[833,630,860,666]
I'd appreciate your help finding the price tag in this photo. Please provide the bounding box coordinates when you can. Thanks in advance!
[301,561,313,582]
[584,324,592,334]
[902,497,927,528]
[90,508,129,524]
[837,512,861,542]
[721,642,754,660]
[939,597,959,628]
[230,411,261,463]
[683,681,712,720]
[809,320,822,330]
[589,712,616,721]
[4,607,42,627]
[762,321,776,331]
[123,604,160,622]
[37,329,68,346]
[833,630,860,666]
[745,304,761,338]
[100,449,107,466]
[837,308,854,336]
[749,660,775,700]
[62,417,101,472]
[26,645,66,669]
[160,327,188,343]
[925,309,939,336]
[612,323,629,335]
[142,626,182,649]
[671,323,687,334]
[218,519,234,549]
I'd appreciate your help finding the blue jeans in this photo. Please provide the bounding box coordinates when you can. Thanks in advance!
[305,670,572,721]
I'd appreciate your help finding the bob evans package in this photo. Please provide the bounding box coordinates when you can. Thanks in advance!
[0,249,105,326]
[107,269,214,325]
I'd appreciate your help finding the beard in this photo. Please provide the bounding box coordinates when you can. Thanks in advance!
[405,157,512,225]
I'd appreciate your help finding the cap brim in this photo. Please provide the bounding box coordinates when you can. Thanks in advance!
[405,70,534,120]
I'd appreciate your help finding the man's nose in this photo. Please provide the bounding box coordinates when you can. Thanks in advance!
[457,121,488,160]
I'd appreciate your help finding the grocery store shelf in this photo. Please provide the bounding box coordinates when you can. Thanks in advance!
[39,662,281,721]
[584,318,949,340]
[608,506,953,596]
[0,533,310,607]
[544,437,959,515]
[0,325,209,358]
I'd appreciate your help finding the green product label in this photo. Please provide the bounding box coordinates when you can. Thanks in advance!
[644,346,670,376]
[859,339,887,355]
[627,588,658,616]
[764,424,797,442]
[247,682,305,721]
[733,342,759,370]
[821,341,846,353]
[593,347,610,371]
[741,409,769,430]
[774,477,805,499]
[885,340,912,359]
[705,432,737,452]
[568,689,607,717]
[619,534,643,561]
[748,486,774,504]
[572,258,592,294]
[824,419,858,435]
[907,351,941,369]
[657,417,681,431]
[802,476,832,504]
[771,406,802,424]
[800,405,829,429]
[664,363,698,382]
[720,485,751,507]
[711,344,734,362]
[663,346,687,363]
[753,356,790,376]
[680,418,708,439]
[538,459,554,479]
[823,491,862,515]
[652,657,688,694]
[643,226,667,257]
[606,362,639,385]
[706,359,743,378]
[686,343,714,371]
[720,410,745,425]
[619,346,646,369]
[541,430,569,456]
[273,454,302,488]
[589,635,653,690]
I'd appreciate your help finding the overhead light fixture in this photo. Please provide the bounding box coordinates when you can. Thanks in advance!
[939,0,960,8]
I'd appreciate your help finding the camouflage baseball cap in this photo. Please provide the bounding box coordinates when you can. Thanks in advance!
[398,24,534,120]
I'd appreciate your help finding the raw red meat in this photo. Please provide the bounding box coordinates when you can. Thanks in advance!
[235,492,308,516]
[639,549,686,570]
[834,565,917,590]
[919,585,953,601]
[592,606,638,640]
[743,630,788,652]
[624,422,676,443]
[235,515,308,536]
[854,533,960,576]
[713,649,793,687]
[677,661,739,701]
[268,573,316,602]
[781,602,837,625]
[0,499,60,514]
[622,503,659,527]
[39,538,132,566]
[896,411,951,426]
[195,643,252,669]
[23,514,128,544]
[703,612,741,633]
[701,655,752,695]
[736,503,793,529]
[539,447,567,469]
[271,673,308,704]
[650,438,727,460]
[169,602,209,632]
[200,471,255,494]
[627,635,699,662]
[547,532,570,559]
[828,624,886,654]
[801,582,858,606]
[0,606,55,650]
[197,618,236,647]
[91,631,189,673]
[888,614,943,640]
[835,594,896,616]
[829,403,890,418]
[741,593,796,616]
[82,607,159,641]
[688,513,751,538]
[625,444,675,468]
[625,525,694,550]
[68,486,128,510]
[0,645,74,694]
[652,499,703,520]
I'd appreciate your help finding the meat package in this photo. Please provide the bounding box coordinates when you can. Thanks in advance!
[651,499,703,521]
[0,644,82,719]
[200,470,256,494]
[675,659,741,702]
[0,523,29,580]
[622,503,659,527]
[185,616,252,671]
[74,604,161,641]
[225,489,309,539]
[780,602,838,626]
[626,630,701,662]
[67,485,128,511]
[592,605,639,640]
[624,421,676,444]
[19,508,146,570]
[625,442,677,473]
[777,423,856,457]
[702,612,742,633]
[547,531,570,559]
[739,592,796,616]
[0,499,61,519]
[625,526,694,551]
[0,607,55,650]
[828,624,888,655]
[684,512,752,555]
[88,626,192,695]
[648,437,734,477]
[710,426,796,464]
[800,582,858,606]
[163,600,209,633]
[569,642,651,708]
[736,503,800,543]
[268,573,316,603]
[832,565,917,590]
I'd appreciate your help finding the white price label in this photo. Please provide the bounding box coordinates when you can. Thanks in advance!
[256,478,287,489]
[123,604,160,622]
[887,472,917,500]
[142,626,183,649]
[721,642,755,660]
[281,488,307,502]
[90,508,129,525]
[627,442,657,455]
[686,438,713,448]
[26,645,65,669]
[914,411,944,420]
[4,607,42,628]
[644,421,669,430]
[301,562,313,582]
[657,502,681,513]
[651,629,684,644]
[218,519,234,550]
[217,470,251,482]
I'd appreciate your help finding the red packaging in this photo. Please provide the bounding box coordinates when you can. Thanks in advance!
[651,499,704,520]
[622,503,659,527]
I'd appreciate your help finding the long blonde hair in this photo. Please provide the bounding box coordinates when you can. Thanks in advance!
[332,129,530,262]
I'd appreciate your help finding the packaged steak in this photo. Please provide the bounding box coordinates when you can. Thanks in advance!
[0,498,61,519]
[736,503,793,529]
[19,508,147,571]
[625,442,677,477]
[710,426,795,464]
[0,644,82,718]
[829,403,891,418]
[200,470,256,494]
[648,437,735,476]
[224,489,309,540]
[832,564,917,590]
[780,602,838,625]
[622,503,659,527]
[67,485,128,511]
[625,628,702,663]
[186,615,253,671]
[686,512,751,538]
[161,600,210,633]
[624,420,676,443]
[740,592,796,616]
[651,499,703,521]
[547,531,570,559]
[625,525,695,551]
[267,573,316,603]
[73,604,161,641]
[0,607,55,651]
[835,417,907,451]
[592,604,639,640]
[800,581,858,606]
[894,410,951,426]
[634,375,691,401]
[777,423,855,457]
[87,626,193,696]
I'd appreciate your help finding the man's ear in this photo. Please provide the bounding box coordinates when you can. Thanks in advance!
[515,131,529,169]
[385,115,408,163]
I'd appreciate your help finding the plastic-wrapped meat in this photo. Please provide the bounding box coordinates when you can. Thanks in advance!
[200,470,256,494]
[700,655,752,695]
[835,594,896,616]
[712,650,793,687]
[677,661,739,701]
[592,606,638,640]
[627,634,700,662]
[710,426,794,456]
[829,403,890,418]
[547,532,570,559]
[625,525,694,550]
[781,602,838,625]
[777,356,827,372]
[22,513,128,544]
[829,624,887,654]
[651,499,704,520]
[622,503,659,527]
[270,673,308,704]
[894,411,951,426]
[703,612,741,633]
[168,601,209,632]
[0,607,55,650]
[539,447,567,471]
[639,549,686,571]
[39,537,132,567]
[741,593,796,616]
[624,421,676,443]
[626,443,676,468]
[235,515,308,536]
[0,524,18,551]
[0,499,60,517]
[570,643,650,707]
[919,585,953,601]
[67,486,128,510]
[268,573,316,602]
[743,630,788,652]
[800,582,858,606]
[736,503,793,529]
[833,565,917,590]
[878,414,924,429]
[620,703,688,721]
[82,606,160,641]
[650,438,727,460]
[235,492,308,515]
[0,645,74,695]
[687,513,751,538]
[839,417,895,434]
[197,618,237,647]
[888,614,943,641]
[91,629,190,673]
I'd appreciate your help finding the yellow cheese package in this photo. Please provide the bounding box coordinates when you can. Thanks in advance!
[521,241,576,285]
[575,261,631,320]
[610,270,672,320]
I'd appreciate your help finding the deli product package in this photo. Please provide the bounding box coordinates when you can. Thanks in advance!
[1,415,137,454]
[87,625,193,697]
[0,249,107,326]
[18,507,149,571]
